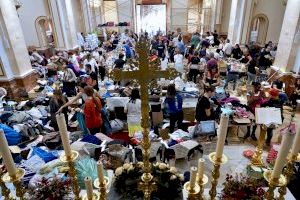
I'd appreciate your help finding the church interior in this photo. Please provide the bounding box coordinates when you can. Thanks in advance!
[1,0,300,199]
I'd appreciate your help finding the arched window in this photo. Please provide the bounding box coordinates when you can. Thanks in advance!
[35,16,54,47]
[249,14,269,46]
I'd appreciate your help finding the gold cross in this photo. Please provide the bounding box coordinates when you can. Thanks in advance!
[110,37,178,200]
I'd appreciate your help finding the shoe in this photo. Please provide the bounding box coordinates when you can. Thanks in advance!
[243,132,250,140]
[251,134,257,141]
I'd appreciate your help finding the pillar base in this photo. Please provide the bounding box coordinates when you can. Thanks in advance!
[0,71,39,100]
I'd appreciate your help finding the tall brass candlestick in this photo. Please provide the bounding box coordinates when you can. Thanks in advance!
[278,120,300,200]
[251,125,266,167]
[111,37,178,199]
[184,167,200,200]
[278,154,299,200]
[60,151,80,200]
[57,114,80,200]
[209,153,227,200]
[0,129,26,199]
[264,132,293,200]
[209,115,229,200]
[197,158,208,200]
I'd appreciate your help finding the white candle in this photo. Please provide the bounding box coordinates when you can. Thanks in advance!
[56,113,72,157]
[215,115,229,159]
[291,121,300,156]
[272,133,294,179]
[0,129,17,177]
[189,166,197,189]
[84,176,94,200]
[97,161,105,184]
[197,158,205,181]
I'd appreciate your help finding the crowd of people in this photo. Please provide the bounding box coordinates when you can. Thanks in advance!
[28,28,300,146]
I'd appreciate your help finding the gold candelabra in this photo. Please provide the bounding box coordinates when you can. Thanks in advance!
[209,152,228,200]
[197,174,208,200]
[2,168,26,200]
[60,150,81,200]
[251,125,267,167]
[264,170,287,200]
[278,153,300,200]
[94,176,109,200]
[0,167,11,199]
[110,36,178,199]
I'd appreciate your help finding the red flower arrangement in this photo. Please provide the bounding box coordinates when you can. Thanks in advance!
[220,173,265,200]
[28,176,72,200]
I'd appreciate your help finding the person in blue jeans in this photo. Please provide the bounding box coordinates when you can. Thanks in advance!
[164,84,183,133]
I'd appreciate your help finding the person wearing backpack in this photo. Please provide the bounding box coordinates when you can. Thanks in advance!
[83,86,102,135]
[164,84,183,133]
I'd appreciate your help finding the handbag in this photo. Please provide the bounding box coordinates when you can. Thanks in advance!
[193,120,216,137]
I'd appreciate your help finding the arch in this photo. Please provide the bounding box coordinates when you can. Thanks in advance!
[35,16,54,47]
[249,14,269,46]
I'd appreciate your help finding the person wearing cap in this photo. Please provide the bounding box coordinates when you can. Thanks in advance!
[261,88,283,145]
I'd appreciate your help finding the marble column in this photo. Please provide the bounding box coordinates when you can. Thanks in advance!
[0,0,32,77]
[227,0,247,45]
[48,0,79,50]
[273,0,300,72]
[0,0,38,98]
[81,0,93,33]
[214,0,223,32]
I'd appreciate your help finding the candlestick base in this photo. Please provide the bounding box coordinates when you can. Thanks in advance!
[59,150,79,162]
[94,176,109,190]
[82,192,100,200]
[2,168,26,200]
[209,152,227,200]
[2,168,25,183]
[263,170,287,187]
[208,152,228,164]
[251,125,267,167]
[297,153,300,161]
[197,174,209,186]
[184,182,200,200]
[59,150,80,200]
[197,174,208,200]
[94,176,109,200]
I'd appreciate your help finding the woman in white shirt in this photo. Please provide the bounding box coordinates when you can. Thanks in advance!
[125,88,142,137]
[83,53,98,73]
[174,49,184,73]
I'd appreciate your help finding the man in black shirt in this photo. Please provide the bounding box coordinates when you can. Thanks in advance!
[114,53,126,69]
[157,40,165,58]
[113,53,126,85]
[195,86,216,122]
[112,36,119,49]
[85,64,99,91]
